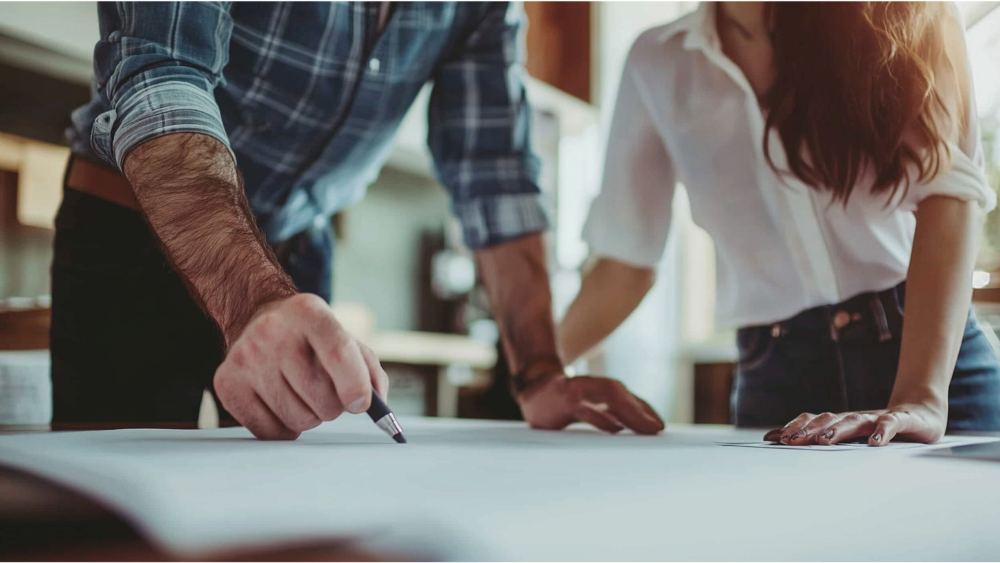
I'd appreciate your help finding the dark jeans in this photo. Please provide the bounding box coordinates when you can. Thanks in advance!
[50,184,333,423]
[732,282,1000,431]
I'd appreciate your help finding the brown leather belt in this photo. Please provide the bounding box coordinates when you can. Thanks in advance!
[65,157,140,211]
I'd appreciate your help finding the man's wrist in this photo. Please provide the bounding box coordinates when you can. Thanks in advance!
[510,359,565,397]
[223,286,298,346]
[123,133,298,350]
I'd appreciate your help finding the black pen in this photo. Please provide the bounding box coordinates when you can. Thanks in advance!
[367,389,406,443]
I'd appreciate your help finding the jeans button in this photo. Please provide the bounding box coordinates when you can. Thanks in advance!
[833,310,851,329]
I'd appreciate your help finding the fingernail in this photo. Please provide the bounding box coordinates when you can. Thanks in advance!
[822,429,834,440]
[349,397,368,413]
[871,432,882,444]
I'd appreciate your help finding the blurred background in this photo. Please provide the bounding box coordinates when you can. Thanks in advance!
[2,2,1000,428]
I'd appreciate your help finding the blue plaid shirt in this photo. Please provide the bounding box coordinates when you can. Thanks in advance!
[69,2,548,296]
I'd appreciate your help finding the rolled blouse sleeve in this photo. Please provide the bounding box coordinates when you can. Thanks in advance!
[582,40,677,268]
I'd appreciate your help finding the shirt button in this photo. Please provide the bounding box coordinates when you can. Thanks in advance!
[833,310,851,329]
[369,58,380,73]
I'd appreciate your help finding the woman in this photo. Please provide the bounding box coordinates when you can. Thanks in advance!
[561,2,1000,445]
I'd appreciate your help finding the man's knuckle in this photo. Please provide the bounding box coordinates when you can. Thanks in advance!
[324,339,349,366]
[603,378,626,394]
[214,372,235,402]
[293,414,321,432]
[340,382,368,405]
[277,404,315,432]
[289,293,317,313]
[234,340,260,365]
[317,401,343,421]
[243,317,274,346]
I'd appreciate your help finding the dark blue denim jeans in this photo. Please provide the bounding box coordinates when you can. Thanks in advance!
[732,282,1000,431]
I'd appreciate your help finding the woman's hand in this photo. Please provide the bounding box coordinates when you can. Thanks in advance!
[763,403,947,446]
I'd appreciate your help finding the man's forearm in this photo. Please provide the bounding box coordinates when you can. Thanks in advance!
[475,233,563,389]
[123,133,296,346]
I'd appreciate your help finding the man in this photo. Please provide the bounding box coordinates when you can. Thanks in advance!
[54,2,664,439]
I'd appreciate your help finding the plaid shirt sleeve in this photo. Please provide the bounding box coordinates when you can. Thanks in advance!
[427,2,551,250]
[89,2,234,170]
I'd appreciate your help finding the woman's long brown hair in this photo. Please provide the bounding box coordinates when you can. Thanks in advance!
[762,2,966,203]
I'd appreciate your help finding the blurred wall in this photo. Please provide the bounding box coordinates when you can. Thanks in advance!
[334,168,451,331]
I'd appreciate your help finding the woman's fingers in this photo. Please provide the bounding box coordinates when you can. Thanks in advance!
[869,412,904,446]
[779,413,817,444]
[772,408,940,447]
[785,412,842,444]
[816,412,876,445]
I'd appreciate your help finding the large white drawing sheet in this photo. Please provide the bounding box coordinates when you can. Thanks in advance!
[0,416,998,561]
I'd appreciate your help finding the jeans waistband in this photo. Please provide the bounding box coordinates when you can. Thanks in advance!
[747,282,907,343]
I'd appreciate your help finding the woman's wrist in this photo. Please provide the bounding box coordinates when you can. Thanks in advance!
[887,381,948,415]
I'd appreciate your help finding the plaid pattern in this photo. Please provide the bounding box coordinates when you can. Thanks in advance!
[69,2,547,251]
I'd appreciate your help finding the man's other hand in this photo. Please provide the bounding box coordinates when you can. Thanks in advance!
[518,374,665,435]
[214,294,389,440]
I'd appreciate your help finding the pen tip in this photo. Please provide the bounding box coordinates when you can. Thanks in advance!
[393,433,407,444]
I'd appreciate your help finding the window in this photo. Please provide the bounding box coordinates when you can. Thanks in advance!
[965,3,1000,271]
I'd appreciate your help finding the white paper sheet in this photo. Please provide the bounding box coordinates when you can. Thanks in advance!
[718,436,994,451]
[1,417,999,561]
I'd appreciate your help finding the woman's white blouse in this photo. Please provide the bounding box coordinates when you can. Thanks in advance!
[583,3,996,328]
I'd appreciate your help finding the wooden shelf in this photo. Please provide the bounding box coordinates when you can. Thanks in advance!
[367,330,496,369]
[0,307,49,351]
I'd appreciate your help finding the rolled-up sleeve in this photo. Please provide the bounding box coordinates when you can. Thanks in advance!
[582,39,676,268]
[427,2,549,250]
[901,143,997,213]
[90,2,234,170]
[902,8,996,214]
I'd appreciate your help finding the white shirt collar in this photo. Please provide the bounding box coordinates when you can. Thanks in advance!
[657,2,720,52]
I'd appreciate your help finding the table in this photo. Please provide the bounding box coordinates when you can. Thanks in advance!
[0,424,389,561]
[1,419,999,561]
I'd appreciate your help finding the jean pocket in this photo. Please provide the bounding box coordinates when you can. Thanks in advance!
[736,326,775,372]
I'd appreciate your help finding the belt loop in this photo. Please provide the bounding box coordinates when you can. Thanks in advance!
[826,308,839,342]
[870,295,892,342]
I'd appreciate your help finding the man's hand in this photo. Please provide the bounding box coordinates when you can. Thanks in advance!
[476,234,664,435]
[123,133,389,439]
[214,294,389,440]
[518,374,665,435]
